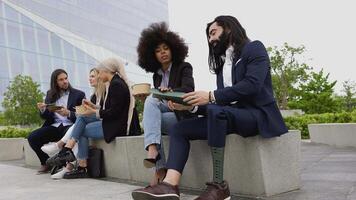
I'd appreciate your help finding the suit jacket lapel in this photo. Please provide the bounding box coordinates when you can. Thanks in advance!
[168,63,178,88]
[232,57,242,84]
[217,71,224,89]
[67,90,74,109]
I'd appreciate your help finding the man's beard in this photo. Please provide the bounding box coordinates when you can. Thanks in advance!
[212,32,230,57]
[60,84,69,92]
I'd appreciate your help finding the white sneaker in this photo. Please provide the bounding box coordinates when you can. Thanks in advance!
[51,167,71,179]
[41,142,60,156]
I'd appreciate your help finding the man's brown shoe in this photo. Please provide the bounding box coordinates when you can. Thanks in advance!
[132,182,180,200]
[194,181,231,200]
[36,165,50,174]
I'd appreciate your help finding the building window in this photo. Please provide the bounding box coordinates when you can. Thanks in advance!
[8,48,24,77]
[6,20,21,49]
[4,4,19,22]
[50,33,63,57]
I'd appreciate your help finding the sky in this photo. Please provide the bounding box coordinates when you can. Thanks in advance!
[168,0,356,94]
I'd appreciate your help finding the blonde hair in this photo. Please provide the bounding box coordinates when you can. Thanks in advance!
[97,58,135,135]
[89,68,106,104]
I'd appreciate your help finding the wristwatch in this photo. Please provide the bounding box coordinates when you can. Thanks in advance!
[209,91,216,104]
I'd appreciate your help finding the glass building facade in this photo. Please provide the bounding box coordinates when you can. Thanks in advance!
[0,0,169,110]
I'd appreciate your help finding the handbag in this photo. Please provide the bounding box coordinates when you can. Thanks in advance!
[87,147,105,178]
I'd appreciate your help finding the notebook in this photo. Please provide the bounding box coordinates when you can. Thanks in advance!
[150,89,190,105]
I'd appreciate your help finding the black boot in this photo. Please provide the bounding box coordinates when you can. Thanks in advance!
[46,147,76,167]
[63,166,89,179]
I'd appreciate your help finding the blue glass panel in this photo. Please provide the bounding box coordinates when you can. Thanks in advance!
[8,48,24,77]
[23,51,39,81]
[20,14,34,26]
[76,62,88,88]
[50,33,62,57]
[86,55,97,66]
[0,2,3,17]
[39,55,52,85]
[37,28,50,55]
[75,47,85,62]
[4,4,19,22]
[62,40,74,60]
[52,57,64,70]
[64,60,76,85]
[0,19,5,46]
[22,23,36,52]
[0,47,9,78]
[6,20,21,49]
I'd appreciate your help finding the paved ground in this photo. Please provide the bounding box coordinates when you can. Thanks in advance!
[268,141,356,200]
[1,141,356,200]
[0,160,198,200]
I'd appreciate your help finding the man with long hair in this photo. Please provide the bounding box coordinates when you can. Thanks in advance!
[132,16,287,200]
[28,69,85,174]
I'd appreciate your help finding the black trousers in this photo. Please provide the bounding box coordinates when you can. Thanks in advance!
[28,124,70,165]
[166,104,259,173]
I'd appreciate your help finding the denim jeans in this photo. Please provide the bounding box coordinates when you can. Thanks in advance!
[70,115,104,160]
[60,125,78,155]
[143,95,178,170]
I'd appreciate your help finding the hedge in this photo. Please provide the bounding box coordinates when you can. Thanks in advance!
[0,126,34,138]
[284,110,356,139]
[1,111,355,139]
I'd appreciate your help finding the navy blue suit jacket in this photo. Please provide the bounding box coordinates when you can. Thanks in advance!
[40,88,85,127]
[199,41,287,138]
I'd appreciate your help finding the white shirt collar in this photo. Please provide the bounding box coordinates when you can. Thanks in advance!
[221,46,234,61]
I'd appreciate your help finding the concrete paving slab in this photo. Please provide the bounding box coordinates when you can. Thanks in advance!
[3,141,356,200]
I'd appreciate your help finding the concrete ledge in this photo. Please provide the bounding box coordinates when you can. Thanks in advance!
[0,138,24,161]
[23,131,301,197]
[309,123,356,147]
[24,139,41,167]
[280,109,304,117]
[92,130,301,197]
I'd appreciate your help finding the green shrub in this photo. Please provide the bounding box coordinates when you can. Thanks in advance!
[0,112,7,126]
[2,75,44,125]
[0,126,34,138]
[284,111,356,139]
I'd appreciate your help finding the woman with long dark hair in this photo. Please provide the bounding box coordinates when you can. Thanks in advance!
[135,22,195,185]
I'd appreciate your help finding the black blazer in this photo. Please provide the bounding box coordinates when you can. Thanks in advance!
[41,88,85,127]
[153,62,194,92]
[99,74,130,143]
[153,62,195,119]
[198,41,287,138]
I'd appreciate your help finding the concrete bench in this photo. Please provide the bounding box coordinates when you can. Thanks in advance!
[23,130,301,197]
[24,140,41,167]
[309,123,356,147]
[0,138,24,161]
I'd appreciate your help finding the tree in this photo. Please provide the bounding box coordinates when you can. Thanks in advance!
[267,43,312,109]
[288,69,339,114]
[2,75,44,125]
[342,80,356,111]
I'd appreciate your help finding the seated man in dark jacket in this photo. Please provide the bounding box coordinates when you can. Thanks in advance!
[132,16,288,200]
[28,69,85,174]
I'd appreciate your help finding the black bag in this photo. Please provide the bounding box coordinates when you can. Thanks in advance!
[88,147,105,178]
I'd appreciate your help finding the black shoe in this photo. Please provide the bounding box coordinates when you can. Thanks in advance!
[143,153,161,168]
[46,147,76,167]
[63,166,89,179]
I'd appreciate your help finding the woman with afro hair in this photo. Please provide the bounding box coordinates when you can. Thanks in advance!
[136,22,195,186]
